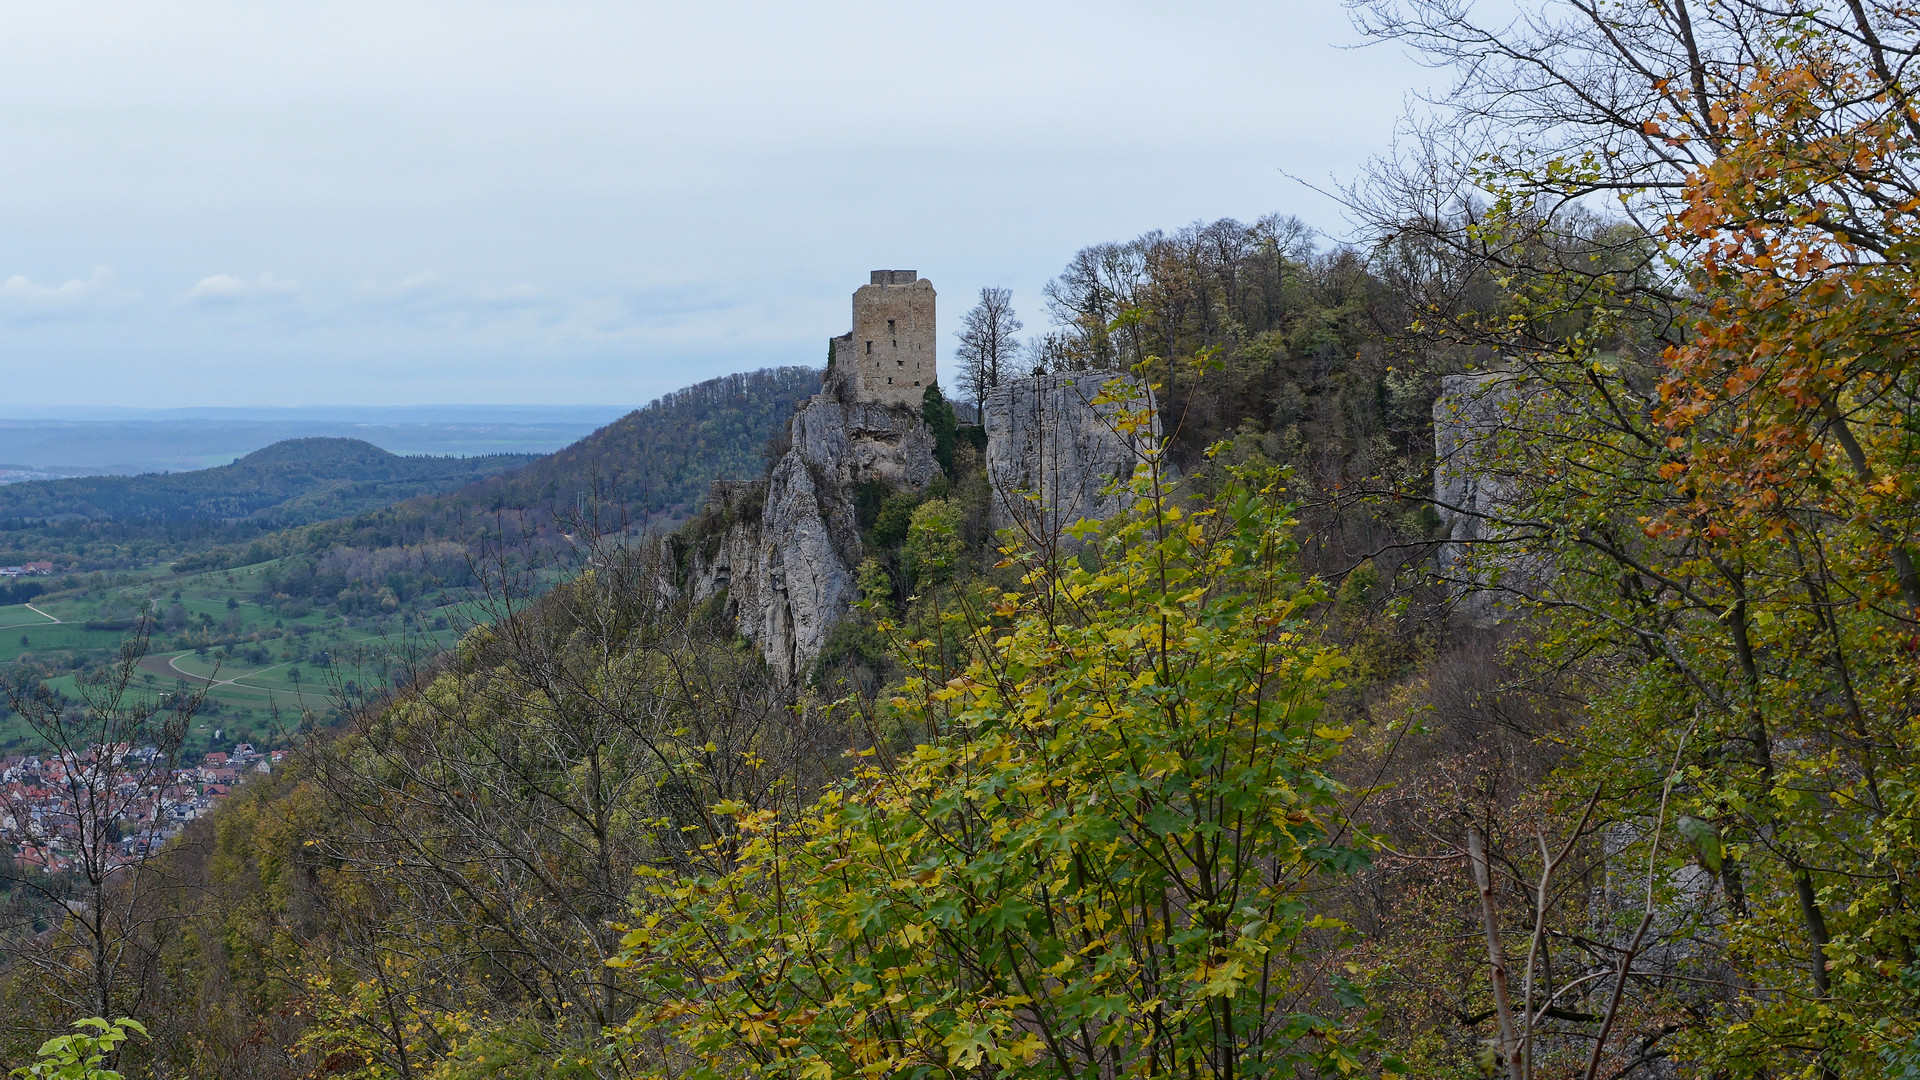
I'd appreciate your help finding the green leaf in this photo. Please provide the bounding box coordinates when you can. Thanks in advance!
[1676,816,1723,873]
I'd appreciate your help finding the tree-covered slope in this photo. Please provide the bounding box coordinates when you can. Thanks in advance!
[0,438,534,526]
[286,366,821,553]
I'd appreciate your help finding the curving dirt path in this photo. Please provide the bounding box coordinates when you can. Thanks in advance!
[138,653,329,712]
[137,652,188,681]
[0,602,62,630]
[138,652,288,688]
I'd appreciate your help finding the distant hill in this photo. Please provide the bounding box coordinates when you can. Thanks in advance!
[287,366,822,555]
[3,367,821,576]
[0,438,535,526]
[0,407,626,474]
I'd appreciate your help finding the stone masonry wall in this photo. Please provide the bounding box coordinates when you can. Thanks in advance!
[830,271,936,408]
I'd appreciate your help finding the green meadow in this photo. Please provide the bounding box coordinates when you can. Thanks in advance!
[0,559,482,755]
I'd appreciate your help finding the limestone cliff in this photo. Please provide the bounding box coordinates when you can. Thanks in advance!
[673,367,1154,685]
[1432,371,1544,624]
[677,384,936,685]
[982,370,1159,541]
[1433,372,1518,570]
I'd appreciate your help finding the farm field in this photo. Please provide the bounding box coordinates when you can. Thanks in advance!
[0,558,487,754]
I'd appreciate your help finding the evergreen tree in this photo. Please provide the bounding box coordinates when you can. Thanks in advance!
[920,384,957,477]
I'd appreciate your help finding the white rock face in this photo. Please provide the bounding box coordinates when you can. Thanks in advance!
[982,370,1159,540]
[1432,372,1542,625]
[756,450,857,682]
[680,391,935,685]
[1433,373,1519,567]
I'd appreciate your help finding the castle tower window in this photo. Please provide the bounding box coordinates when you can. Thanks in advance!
[865,341,873,355]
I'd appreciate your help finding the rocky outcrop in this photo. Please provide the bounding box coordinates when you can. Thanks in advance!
[675,368,1158,686]
[982,370,1159,540]
[1433,373,1518,569]
[681,480,764,614]
[755,450,856,683]
[679,390,935,684]
[1433,371,1542,625]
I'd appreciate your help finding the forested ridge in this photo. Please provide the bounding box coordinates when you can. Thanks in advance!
[0,439,532,529]
[0,367,820,574]
[10,4,1920,1078]
[149,365,815,575]
[197,365,823,608]
[290,365,823,546]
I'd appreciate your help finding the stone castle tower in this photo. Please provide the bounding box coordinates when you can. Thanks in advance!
[830,270,936,407]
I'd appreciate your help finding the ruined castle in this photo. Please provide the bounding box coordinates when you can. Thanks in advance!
[830,270,937,407]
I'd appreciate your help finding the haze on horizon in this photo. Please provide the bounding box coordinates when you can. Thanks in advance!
[0,1,1427,411]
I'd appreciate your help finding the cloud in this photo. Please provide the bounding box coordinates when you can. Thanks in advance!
[0,267,133,322]
[472,282,552,309]
[356,271,441,304]
[184,272,301,303]
[351,273,571,331]
[2,265,114,301]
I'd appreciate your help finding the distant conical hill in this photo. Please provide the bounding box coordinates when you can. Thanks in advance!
[0,437,536,526]
[234,437,410,468]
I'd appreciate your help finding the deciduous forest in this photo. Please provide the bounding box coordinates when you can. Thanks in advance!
[6,2,1920,1078]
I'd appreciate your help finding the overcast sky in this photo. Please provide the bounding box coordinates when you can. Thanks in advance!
[0,1,1428,410]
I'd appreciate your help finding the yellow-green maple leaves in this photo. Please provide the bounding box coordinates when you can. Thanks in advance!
[614,444,1370,1079]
